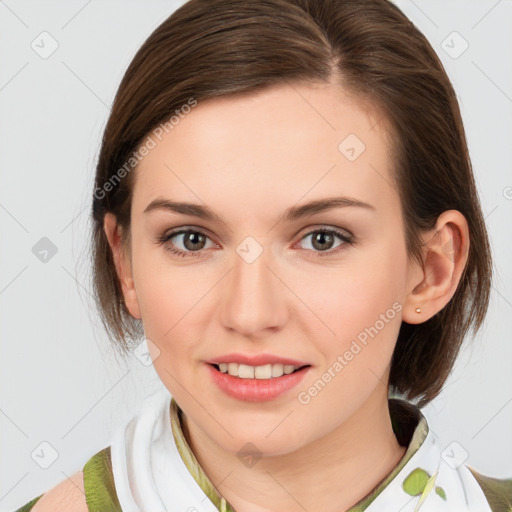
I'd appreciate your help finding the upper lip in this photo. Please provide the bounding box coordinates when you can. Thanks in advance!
[205,353,311,367]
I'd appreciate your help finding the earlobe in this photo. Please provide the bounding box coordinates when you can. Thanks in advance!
[103,213,142,320]
[403,210,469,324]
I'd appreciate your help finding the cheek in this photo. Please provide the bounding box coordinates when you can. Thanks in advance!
[131,245,203,357]
[305,250,405,319]
[293,252,406,423]
[294,240,407,361]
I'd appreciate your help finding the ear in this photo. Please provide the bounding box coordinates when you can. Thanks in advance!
[402,210,470,324]
[103,213,141,320]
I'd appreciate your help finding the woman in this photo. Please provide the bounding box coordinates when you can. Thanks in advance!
[14,0,510,510]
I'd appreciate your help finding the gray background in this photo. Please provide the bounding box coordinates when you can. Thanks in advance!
[0,0,511,509]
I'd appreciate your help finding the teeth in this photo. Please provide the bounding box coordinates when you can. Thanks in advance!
[238,364,254,378]
[255,364,272,379]
[216,362,303,379]
[272,364,284,378]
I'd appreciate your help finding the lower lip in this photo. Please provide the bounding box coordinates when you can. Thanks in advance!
[206,364,311,402]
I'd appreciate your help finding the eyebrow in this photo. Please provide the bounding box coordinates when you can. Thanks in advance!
[143,196,375,223]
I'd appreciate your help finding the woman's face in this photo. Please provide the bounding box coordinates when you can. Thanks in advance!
[116,82,421,455]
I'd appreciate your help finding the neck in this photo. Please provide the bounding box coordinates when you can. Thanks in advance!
[181,386,407,512]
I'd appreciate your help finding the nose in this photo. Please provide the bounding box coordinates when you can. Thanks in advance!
[219,243,288,338]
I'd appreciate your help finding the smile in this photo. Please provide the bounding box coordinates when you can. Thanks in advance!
[206,363,311,402]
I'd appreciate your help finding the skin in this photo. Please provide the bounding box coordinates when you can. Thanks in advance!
[104,81,469,512]
[31,470,87,511]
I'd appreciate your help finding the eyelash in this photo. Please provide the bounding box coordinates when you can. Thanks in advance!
[156,226,355,259]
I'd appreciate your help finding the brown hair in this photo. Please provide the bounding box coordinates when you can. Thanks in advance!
[90,0,492,407]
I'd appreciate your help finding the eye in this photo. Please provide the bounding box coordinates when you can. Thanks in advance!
[296,227,354,257]
[157,228,216,258]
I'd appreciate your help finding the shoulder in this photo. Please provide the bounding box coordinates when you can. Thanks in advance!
[29,470,87,512]
[15,445,122,512]
[467,467,512,512]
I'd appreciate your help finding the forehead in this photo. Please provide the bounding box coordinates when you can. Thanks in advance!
[132,81,397,222]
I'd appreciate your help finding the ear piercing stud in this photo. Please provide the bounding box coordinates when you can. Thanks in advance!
[415,307,422,314]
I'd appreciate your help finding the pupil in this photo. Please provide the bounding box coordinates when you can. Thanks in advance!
[185,232,204,250]
[314,232,333,251]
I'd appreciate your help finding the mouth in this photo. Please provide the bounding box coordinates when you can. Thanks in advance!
[206,361,312,401]
[209,362,311,379]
